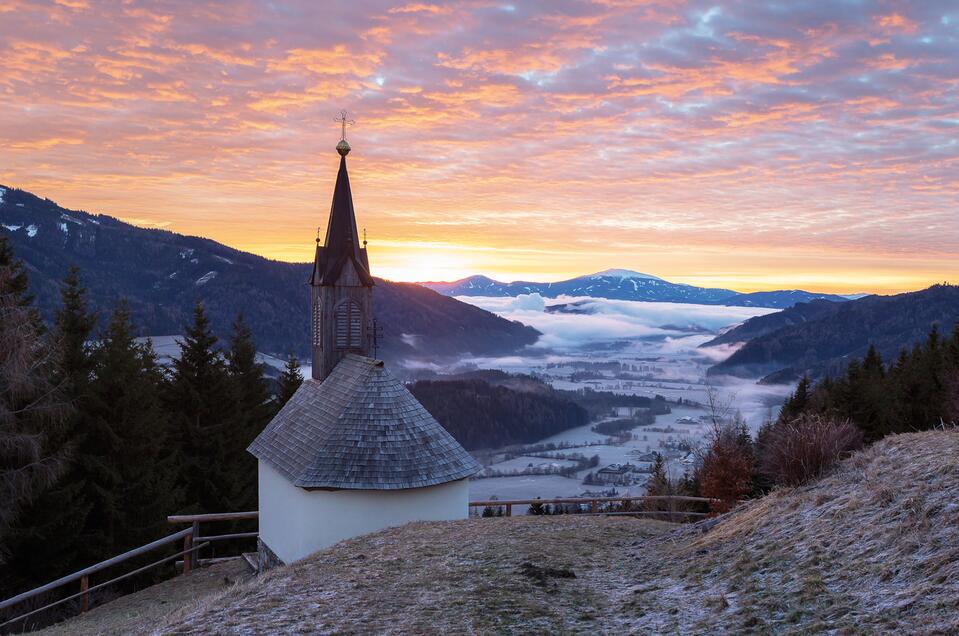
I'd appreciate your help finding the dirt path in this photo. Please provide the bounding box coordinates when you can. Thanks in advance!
[37,560,252,636]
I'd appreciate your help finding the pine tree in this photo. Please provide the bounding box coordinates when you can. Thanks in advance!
[275,354,304,409]
[225,314,271,510]
[166,303,241,513]
[780,374,811,421]
[90,304,177,554]
[0,234,32,307]
[644,453,672,515]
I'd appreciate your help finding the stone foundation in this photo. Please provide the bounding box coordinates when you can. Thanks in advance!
[257,537,284,573]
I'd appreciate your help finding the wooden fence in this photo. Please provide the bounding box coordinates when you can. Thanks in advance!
[1,495,716,630]
[0,528,208,631]
[467,494,716,520]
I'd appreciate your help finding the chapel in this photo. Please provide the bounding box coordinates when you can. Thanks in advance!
[248,128,479,568]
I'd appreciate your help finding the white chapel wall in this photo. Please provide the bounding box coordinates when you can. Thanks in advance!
[258,460,470,564]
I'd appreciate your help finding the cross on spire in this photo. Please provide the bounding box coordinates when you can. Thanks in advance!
[334,109,355,142]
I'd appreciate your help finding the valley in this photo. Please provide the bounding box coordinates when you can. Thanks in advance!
[403,294,794,507]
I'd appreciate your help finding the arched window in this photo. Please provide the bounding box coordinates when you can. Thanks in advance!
[334,301,362,349]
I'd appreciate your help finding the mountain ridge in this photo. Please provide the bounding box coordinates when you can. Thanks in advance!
[706,284,959,382]
[421,272,851,309]
[0,184,539,364]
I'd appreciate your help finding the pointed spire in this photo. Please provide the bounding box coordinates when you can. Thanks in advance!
[311,146,373,287]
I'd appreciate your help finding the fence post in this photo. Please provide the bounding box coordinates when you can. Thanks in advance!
[79,575,89,612]
[182,531,193,575]
[590,499,598,514]
[192,521,200,565]
[505,504,512,517]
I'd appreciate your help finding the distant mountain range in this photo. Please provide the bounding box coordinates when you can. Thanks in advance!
[706,285,959,383]
[0,185,539,363]
[421,269,851,309]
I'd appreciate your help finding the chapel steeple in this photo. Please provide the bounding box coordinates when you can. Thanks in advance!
[310,118,374,381]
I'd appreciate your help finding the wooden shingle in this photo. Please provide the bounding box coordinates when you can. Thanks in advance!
[248,354,480,490]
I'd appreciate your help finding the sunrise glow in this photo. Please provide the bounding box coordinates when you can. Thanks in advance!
[2,1,958,293]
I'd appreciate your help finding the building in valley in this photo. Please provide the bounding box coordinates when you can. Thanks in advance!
[248,131,479,568]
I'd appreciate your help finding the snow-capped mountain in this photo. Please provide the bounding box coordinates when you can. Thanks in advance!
[421,270,850,309]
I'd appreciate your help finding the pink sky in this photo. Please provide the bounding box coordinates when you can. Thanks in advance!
[1,0,957,292]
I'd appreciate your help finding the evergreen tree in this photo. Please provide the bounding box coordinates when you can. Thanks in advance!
[779,374,811,421]
[89,304,177,553]
[225,314,271,510]
[165,303,241,513]
[0,234,32,308]
[797,322,959,442]
[275,354,304,409]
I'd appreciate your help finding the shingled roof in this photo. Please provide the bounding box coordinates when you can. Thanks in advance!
[248,354,480,490]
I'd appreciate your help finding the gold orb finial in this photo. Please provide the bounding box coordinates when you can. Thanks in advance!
[334,109,355,156]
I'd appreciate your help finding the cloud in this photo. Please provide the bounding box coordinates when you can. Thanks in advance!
[452,294,790,427]
[457,294,775,350]
[0,0,957,293]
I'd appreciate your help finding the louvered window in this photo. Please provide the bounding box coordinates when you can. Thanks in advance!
[312,299,322,347]
[335,301,362,349]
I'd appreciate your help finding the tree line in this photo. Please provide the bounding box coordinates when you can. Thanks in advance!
[0,236,304,608]
[408,379,589,451]
[779,324,959,441]
[651,322,959,514]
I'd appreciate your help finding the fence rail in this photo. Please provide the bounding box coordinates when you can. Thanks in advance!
[0,527,208,631]
[468,494,718,517]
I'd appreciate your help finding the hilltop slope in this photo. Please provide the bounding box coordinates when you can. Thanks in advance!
[150,429,958,635]
[0,185,538,362]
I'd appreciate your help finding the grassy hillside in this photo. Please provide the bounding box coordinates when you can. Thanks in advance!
[128,429,959,635]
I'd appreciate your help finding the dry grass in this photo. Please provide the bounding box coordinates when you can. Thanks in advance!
[46,430,959,635]
[156,516,671,635]
[627,429,959,635]
[35,560,252,636]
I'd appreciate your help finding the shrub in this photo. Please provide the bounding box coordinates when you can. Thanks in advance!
[757,414,863,487]
[697,427,755,514]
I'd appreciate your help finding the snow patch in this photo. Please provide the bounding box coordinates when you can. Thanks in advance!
[26,225,37,237]
[190,258,198,264]
[60,214,84,225]
[0,187,5,205]
[168,272,178,279]
[589,268,663,281]
[195,271,217,286]
[2,224,22,232]
[179,248,195,259]
[213,255,234,265]
[58,222,68,234]
[16,203,24,208]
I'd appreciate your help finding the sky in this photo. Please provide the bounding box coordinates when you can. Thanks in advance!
[1,1,957,292]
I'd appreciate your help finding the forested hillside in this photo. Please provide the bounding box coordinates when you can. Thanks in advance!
[0,185,539,363]
[702,298,840,347]
[708,285,959,382]
[409,379,588,450]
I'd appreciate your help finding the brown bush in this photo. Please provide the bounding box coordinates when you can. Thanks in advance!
[757,414,863,487]
[697,419,755,513]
